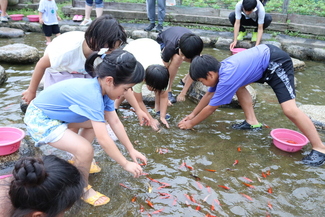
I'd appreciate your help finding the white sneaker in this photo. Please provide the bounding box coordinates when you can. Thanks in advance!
[1,16,8,22]
[80,18,92,26]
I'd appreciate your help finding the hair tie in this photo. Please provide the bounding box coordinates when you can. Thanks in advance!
[101,54,106,59]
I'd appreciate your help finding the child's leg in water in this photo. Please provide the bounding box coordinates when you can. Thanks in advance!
[67,126,101,173]
[50,122,109,206]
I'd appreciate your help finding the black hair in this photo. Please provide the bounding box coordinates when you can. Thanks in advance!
[243,0,257,11]
[85,49,145,85]
[9,155,85,217]
[179,33,203,60]
[189,54,221,81]
[85,14,127,51]
[145,64,169,92]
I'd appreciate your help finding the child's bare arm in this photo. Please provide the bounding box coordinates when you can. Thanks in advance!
[92,119,145,177]
[134,92,159,131]
[124,89,150,126]
[183,91,214,121]
[158,90,170,128]
[104,111,147,164]
[22,54,51,104]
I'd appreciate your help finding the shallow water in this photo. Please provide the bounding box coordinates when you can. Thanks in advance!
[1,32,325,216]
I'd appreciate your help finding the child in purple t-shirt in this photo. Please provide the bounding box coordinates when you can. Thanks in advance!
[178,44,325,167]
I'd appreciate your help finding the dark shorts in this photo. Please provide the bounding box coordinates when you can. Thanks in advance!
[42,24,60,37]
[257,44,296,104]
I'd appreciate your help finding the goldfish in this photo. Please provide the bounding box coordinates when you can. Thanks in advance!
[205,169,216,172]
[233,160,239,166]
[119,183,130,189]
[131,196,137,202]
[243,182,255,189]
[146,199,154,208]
[241,193,253,201]
[218,185,230,190]
[267,187,273,194]
[237,147,242,152]
[152,208,164,214]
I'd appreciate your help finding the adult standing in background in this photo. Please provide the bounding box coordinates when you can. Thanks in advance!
[80,0,103,26]
[228,0,272,50]
[144,0,166,32]
[0,0,8,22]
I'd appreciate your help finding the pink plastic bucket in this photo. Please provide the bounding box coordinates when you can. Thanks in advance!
[27,15,39,22]
[10,14,24,21]
[0,127,25,156]
[230,48,247,55]
[270,128,309,152]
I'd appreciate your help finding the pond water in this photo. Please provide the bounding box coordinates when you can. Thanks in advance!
[1,32,325,217]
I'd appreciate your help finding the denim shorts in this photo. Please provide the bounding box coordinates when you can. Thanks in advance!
[24,102,68,147]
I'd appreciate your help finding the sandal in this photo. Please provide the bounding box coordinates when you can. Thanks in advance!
[231,120,262,131]
[302,149,325,166]
[68,159,101,174]
[80,18,92,26]
[82,185,110,206]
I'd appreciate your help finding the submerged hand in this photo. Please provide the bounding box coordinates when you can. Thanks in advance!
[160,117,170,129]
[150,119,160,131]
[178,119,194,130]
[177,93,186,102]
[136,110,151,126]
[123,161,143,178]
[129,149,147,166]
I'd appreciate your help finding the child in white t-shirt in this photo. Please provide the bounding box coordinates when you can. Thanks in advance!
[38,0,61,45]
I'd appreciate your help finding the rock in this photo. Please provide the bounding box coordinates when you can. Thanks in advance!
[60,24,86,33]
[0,27,24,38]
[307,48,325,61]
[200,36,212,46]
[299,105,325,131]
[283,45,308,60]
[131,30,149,39]
[292,57,305,71]
[0,65,7,85]
[187,81,256,108]
[215,37,232,49]
[0,43,39,63]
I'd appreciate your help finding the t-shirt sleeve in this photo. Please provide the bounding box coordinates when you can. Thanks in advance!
[38,0,45,12]
[235,1,243,20]
[103,95,115,112]
[133,82,144,93]
[208,84,237,107]
[161,40,176,62]
[257,2,266,24]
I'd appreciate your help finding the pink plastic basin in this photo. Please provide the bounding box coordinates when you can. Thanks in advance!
[0,127,25,156]
[230,48,247,55]
[10,14,24,21]
[27,15,39,22]
[270,128,309,152]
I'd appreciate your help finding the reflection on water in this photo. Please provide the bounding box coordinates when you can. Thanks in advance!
[1,32,325,216]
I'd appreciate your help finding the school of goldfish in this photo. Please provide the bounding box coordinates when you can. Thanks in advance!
[117,145,275,216]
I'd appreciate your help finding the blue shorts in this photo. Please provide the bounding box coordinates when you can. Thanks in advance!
[24,102,68,147]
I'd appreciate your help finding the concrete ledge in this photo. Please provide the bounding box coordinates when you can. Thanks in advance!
[62,2,325,36]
